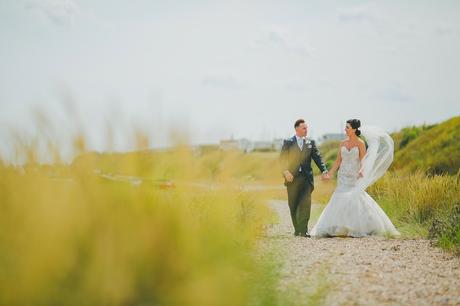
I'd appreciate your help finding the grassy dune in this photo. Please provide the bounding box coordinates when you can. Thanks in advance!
[391,116,460,175]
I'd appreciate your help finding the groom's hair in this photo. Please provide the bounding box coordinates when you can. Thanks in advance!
[294,119,305,128]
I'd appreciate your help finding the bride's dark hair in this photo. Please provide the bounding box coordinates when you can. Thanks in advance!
[346,119,361,136]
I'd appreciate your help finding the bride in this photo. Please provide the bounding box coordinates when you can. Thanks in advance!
[310,119,400,238]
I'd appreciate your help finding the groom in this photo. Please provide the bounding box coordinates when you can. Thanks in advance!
[280,119,329,237]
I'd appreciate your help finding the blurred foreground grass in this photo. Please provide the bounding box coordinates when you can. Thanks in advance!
[0,138,290,305]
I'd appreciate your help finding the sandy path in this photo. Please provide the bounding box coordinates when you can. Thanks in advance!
[255,200,460,306]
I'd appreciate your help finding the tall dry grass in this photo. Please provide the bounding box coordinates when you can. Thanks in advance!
[368,170,460,240]
[369,171,459,223]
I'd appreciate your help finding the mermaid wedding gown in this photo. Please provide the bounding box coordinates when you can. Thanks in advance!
[310,127,400,238]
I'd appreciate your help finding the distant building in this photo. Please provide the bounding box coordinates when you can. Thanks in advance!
[318,133,345,144]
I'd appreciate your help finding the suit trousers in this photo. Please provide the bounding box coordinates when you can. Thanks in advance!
[286,174,313,235]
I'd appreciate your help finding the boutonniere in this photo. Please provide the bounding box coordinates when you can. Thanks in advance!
[304,139,312,148]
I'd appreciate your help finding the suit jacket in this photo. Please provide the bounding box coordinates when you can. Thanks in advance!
[279,136,327,187]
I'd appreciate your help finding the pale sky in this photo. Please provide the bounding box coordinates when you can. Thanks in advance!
[1,0,460,161]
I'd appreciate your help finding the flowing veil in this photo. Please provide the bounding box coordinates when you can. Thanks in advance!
[352,125,394,192]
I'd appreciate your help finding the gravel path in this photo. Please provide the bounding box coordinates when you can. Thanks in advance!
[256,200,460,306]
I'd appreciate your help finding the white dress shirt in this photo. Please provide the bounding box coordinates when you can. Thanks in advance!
[295,135,304,150]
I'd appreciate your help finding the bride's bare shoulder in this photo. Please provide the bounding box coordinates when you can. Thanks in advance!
[357,138,366,151]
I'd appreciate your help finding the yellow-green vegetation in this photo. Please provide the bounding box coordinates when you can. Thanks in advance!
[373,116,460,254]
[429,205,460,256]
[0,139,288,305]
[368,171,459,234]
[315,140,341,173]
[72,149,282,184]
[391,115,460,175]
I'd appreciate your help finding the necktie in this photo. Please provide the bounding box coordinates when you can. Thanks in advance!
[298,137,303,150]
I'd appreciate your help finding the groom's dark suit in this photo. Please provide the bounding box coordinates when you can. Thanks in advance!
[280,136,327,235]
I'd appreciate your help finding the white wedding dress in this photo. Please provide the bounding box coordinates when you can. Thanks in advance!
[310,126,400,238]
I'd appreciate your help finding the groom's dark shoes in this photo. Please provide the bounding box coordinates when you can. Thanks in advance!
[293,231,311,238]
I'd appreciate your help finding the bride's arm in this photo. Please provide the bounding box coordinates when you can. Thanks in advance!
[328,143,343,178]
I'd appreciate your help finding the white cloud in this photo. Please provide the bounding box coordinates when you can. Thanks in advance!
[252,26,315,57]
[336,3,391,36]
[378,83,414,103]
[434,22,460,37]
[24,0,81,27]
[201,75,248,90]
[285,79,335,93]
[337,4,376,23]
[285,81,309,93]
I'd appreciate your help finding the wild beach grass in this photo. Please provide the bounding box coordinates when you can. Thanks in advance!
[369,171,459,224]
[368,170,460,251]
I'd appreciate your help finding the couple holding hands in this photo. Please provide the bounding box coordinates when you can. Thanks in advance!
[280,119,400,238]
